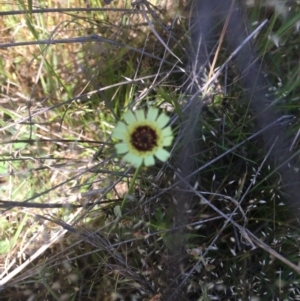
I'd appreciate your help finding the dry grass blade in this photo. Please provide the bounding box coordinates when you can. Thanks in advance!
[0,209,82,289]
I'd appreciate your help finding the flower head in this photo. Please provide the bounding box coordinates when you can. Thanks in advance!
[112,107,174,167]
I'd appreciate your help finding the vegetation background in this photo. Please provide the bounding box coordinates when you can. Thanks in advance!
[0,0,300,300]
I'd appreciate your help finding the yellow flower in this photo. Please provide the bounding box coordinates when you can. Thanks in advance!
[112,107,174,167]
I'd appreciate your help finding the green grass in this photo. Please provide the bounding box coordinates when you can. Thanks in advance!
[1,0,300,300]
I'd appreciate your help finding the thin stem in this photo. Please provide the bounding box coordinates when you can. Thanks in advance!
[120,166,141,211]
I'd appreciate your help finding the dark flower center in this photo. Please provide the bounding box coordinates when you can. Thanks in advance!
[131,126,158,151]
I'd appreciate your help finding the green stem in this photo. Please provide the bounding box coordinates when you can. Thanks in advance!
[120,166,141,211]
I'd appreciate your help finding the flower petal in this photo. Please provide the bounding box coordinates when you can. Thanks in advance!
[115,143,129,154]
[161,126,173,138]
[123,110,136,124]
[144,155,155,166]
[135,110,145,121]
[147,107,159,122]
[112,122,127,139]
[156,113,169,128]
[162,136,173,146]
[123,152,143,167]
[155,148,170,162]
